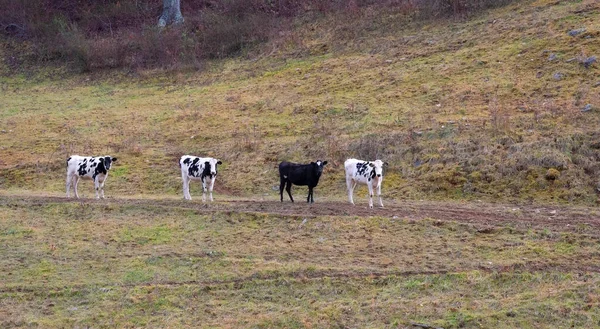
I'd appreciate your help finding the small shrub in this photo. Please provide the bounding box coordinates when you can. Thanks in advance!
[545,168,560,182]
[468,171,482,182]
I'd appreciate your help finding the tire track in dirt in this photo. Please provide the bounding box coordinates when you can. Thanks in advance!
[2,195,599,234]
[2,260,598,294]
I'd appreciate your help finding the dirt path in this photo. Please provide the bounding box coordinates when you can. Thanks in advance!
[2,194,599,234]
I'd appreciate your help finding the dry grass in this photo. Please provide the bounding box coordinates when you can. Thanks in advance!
[3,3,600,327]
[0,0,599,205]
[1,197,600,328]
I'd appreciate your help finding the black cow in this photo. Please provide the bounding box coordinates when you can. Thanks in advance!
[279,160,328,203]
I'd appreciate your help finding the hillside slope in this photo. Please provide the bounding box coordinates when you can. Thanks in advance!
[1,0,599,204]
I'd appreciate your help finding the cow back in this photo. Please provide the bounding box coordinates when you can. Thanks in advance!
[279,161,325,187]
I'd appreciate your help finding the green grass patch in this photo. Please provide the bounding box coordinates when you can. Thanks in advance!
[117,224,174,245]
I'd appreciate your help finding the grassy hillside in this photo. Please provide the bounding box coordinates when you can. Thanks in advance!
[1,0,599,204]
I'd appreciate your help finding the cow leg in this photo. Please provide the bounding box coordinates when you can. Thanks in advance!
[66,174,72,198]
[183,178,192,200]
[73,176,80,199]
[307,187,312,203]
[181,171,191,200]
[377,180,383,208]
[285,181,294,202]
[99,177,106,199]
[201,180,207,202]
[346,177,355,205]
[182,179,188,200]
[209,178,215,202]
[367,182,374,209]
[94,177,100,199]
[279,177,286,202]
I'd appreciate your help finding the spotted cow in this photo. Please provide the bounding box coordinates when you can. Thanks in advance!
[344,158,387,208]
[180,155,222,201]
[66,155,117,199]
[279,160,328,203]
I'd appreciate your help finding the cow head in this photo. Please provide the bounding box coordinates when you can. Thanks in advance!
[100,156,117,170]
[203,158,222,178]
[372,160,384,178]
[312,160,328,177]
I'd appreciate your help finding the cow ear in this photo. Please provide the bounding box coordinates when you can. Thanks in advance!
[99,157,105,163]
[205,161,210,166]
[323,161,328,166]
[384,161,389,166]
[217,160,222,165]
[112,157,117,162]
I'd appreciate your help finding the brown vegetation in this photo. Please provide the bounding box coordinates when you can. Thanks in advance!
[0,0,515,71]
[0,0,599,204]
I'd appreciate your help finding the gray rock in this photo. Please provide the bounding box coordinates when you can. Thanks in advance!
[548,53,558,61]
[594,81,600,88]
[583,56,596,69]
[568,28,585,37]
[581,104,593,112]
[553,72,564,80]
[298,218,308,229]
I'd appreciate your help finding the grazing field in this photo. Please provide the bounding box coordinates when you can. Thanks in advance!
[1,0,600,204]
[2,0,600,328]
[1,195,600,328]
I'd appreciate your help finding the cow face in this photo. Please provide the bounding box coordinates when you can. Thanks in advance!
[312,160,328,177]
[203,159,222,178]
[372,160,384,178]
[102,156,117,170]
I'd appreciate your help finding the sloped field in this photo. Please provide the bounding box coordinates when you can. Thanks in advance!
[1,0,599,203]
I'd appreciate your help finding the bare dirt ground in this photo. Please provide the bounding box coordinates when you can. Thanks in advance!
[2,194,599,235]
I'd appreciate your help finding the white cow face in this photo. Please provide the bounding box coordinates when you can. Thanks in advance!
[372,160,385,178]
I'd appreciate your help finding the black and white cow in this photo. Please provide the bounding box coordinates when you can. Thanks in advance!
[344,158,386,208]
[66,155,117,199]
[180,155,222,201]
[279,160,328,203]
